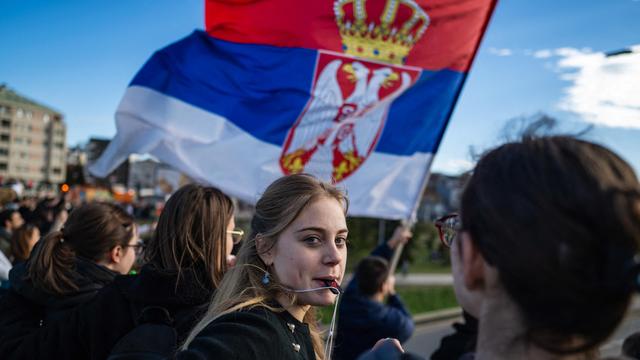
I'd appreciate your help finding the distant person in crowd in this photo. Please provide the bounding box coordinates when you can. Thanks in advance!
[364,136,640,360]
[0,208,25,286]
[0,184,238,360]
[10,223,41,264]
[0,202,137,356]
[32,196,69,235]
[178,174,347,360]
[0,248,11,289]
[0,208,24,257]
[334,225,414,360]
[18,196,38,224]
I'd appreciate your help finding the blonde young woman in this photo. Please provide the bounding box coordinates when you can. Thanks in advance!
[180,174,348,360]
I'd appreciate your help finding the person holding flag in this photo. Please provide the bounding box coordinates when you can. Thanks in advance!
[334,225,414,360]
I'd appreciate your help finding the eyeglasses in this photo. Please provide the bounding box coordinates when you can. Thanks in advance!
[435,214,461,248]
[125,240,146,256]
[227,229,244,245]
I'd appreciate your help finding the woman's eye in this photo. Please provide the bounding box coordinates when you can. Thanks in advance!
[304,236,321,246]
[335,237,348,247]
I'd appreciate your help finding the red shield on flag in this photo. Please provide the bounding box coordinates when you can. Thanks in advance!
[280,51,421,182]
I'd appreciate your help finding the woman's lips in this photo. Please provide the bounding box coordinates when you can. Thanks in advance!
[321,279,342,294]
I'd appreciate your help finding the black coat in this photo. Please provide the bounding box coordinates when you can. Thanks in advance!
[178,306,316,360]
[0,265,215,360]
[0,258,118,357]
[430,311,478,360]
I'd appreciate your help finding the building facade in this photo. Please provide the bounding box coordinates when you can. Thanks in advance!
[85,137,129,187]
[0,84,67,185]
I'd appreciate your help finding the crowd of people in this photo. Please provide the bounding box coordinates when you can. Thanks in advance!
[0,135,639,360]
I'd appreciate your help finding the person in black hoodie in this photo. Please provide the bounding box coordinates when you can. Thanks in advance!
[0,202,137,353]
[0,184,237,360]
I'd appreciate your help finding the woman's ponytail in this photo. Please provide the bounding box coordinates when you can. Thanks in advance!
[25,202,134,296]
[27,229,79,295]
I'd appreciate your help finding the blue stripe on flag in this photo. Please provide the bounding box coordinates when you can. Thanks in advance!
[131,31,465,156]
[378,70,465,155]
[131,31,316,147]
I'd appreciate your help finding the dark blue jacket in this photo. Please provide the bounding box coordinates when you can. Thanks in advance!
[334,244,415,360]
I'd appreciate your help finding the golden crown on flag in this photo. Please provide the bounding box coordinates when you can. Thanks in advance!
[334,0,430,65]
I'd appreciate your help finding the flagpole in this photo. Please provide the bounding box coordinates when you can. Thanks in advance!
[386,0,498,273]
[388,159,434,274]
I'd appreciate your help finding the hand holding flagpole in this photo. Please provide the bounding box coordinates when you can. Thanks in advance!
[387,223,413,274]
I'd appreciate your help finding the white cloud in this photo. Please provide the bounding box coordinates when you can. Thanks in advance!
[435,159,474,175]
[488,47,513,57]
[533,49,553,58]
[550,46,640,129]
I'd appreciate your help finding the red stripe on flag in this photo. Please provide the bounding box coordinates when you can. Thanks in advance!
[205,0,497,72]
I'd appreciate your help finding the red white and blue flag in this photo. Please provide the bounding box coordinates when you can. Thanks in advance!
[90,0,497,219]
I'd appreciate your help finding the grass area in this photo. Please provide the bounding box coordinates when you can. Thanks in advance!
[405,262,451,274]
[398,286,458,314]
[318,285,458,323]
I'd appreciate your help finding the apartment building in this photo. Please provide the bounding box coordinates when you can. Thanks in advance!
[0,84,67,185]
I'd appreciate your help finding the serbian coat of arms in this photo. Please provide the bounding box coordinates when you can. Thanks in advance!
[280,0,428,182]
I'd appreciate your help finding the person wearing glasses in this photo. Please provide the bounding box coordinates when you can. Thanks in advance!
[363,136,640,360]
[0,184,240,360]
[0,202,137,350]
[430,214,480,360]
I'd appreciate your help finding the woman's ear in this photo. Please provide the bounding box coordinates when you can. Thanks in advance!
[109,245,123,265]
[255,234,275,266]
[460,231,486,291]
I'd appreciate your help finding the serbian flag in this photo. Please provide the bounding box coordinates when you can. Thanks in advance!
[90,0,497,219]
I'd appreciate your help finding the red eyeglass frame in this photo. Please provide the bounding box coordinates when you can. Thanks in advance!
[434,213,460,248]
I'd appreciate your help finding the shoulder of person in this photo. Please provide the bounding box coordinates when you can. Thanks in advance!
[182,307,301,360]
[202,306,281,335]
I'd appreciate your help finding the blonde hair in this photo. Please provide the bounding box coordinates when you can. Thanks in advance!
[183,174,348,359]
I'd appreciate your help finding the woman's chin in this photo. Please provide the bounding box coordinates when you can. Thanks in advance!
[306,292,338,307]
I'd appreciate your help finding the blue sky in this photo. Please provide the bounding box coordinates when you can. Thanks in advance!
[1,0,639,174]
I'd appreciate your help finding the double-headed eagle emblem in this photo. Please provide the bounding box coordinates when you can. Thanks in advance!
[280,0,429,182]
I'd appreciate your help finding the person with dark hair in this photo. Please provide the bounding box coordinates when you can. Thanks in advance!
[0,184,237,359]
[450,136,640,359]
[334,226,414,360]
[363,136,640,360]
[430,214,482,360]
[9,223,40,264]
[0,202,137,354]
[32,196,69,236]
[0,208,24,258]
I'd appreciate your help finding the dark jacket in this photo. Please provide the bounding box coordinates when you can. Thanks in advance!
[178,306,316,360]
[430,311,478,360]
[0,258,118,357]
[0,264,214,360]
[334,243,415,360]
